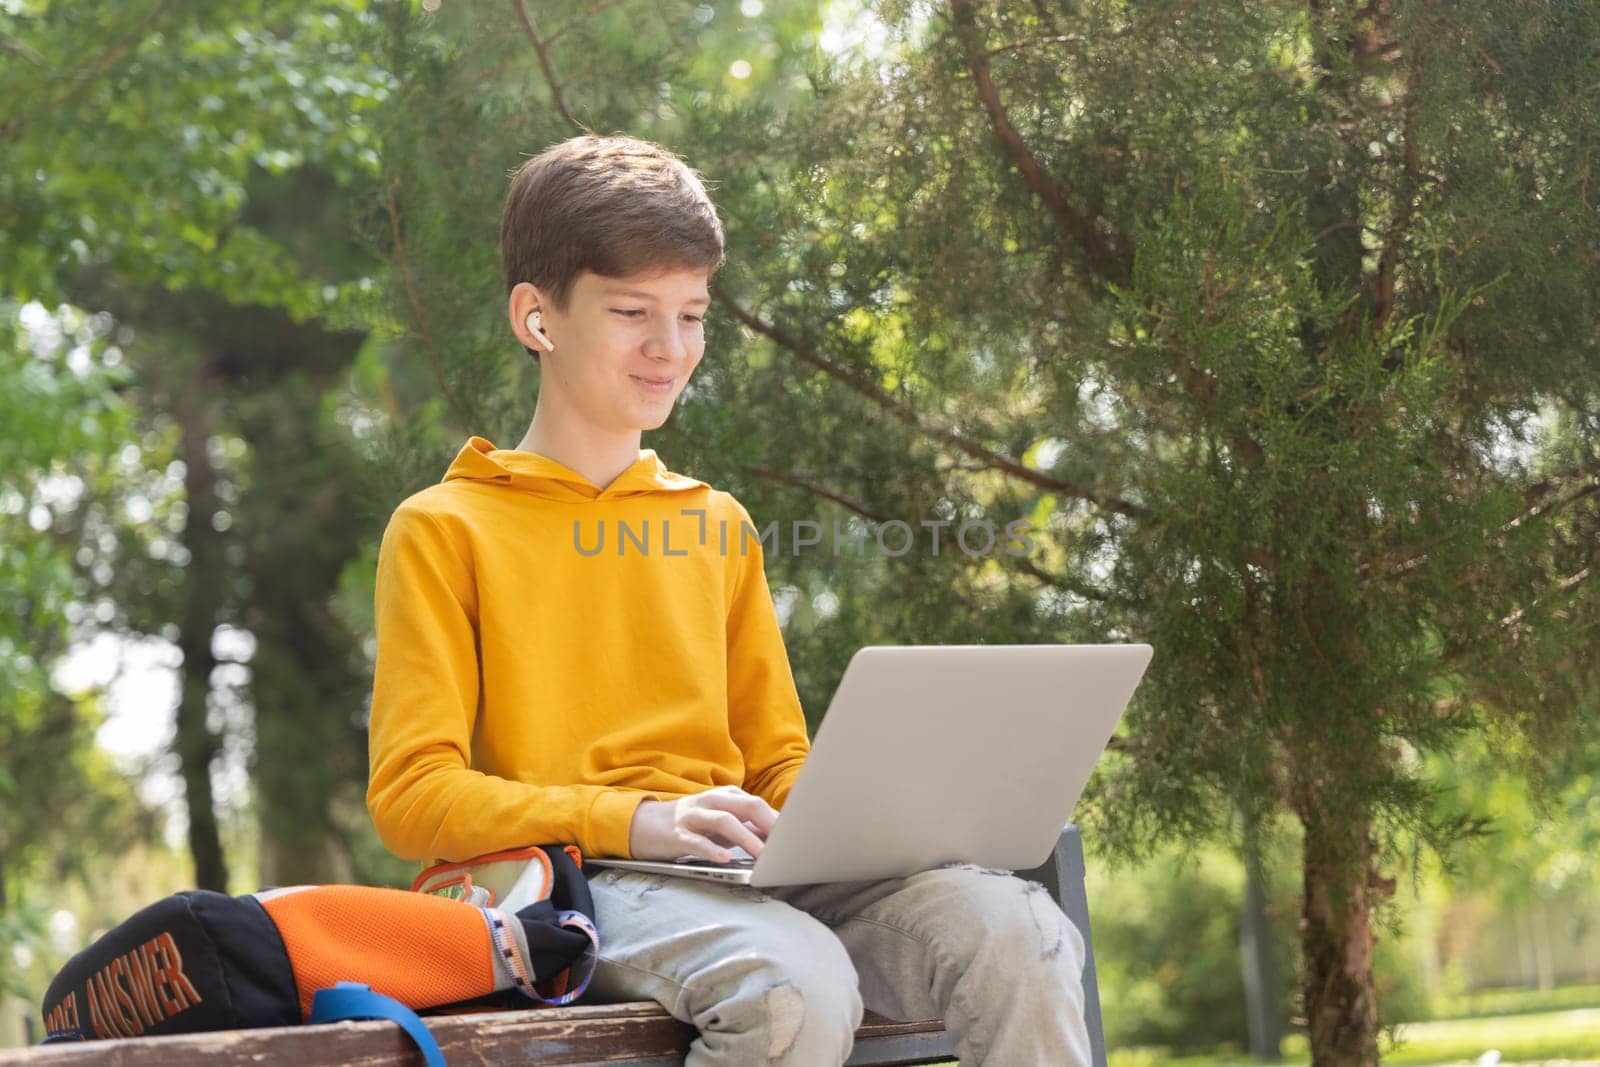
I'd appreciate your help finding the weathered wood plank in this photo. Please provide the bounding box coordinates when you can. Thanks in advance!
[0,1004,950,1066]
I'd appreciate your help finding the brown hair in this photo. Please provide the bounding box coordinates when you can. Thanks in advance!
[500,134,726,361]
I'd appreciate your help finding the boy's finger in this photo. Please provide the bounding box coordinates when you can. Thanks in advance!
[712,811,766,857]
[727,820,765,858]
[696,829,761,861]
[699,789,778,840]
[728,791,779,832]
[692,809,765,859]
[678,833,736,862]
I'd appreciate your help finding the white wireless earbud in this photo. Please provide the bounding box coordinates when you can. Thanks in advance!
[524,310,555,352]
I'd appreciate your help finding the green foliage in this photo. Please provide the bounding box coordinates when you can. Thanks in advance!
[1090,826,1430,1053]
[0,893,51,1002]
[1424,717,1600,909]
[370,0,1598,1051]
[1094,844,1272,1050]
[0,685,162,973]
[3,0,1598,1053]
[2,0,399,994]
[0,305,133,689]
[0,0,391,314]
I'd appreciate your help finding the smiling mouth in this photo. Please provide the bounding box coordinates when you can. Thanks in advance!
[631,375,673,385]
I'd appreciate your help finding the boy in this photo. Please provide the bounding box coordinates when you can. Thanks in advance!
[366,133,1092,1064]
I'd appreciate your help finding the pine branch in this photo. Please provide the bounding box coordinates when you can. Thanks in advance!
[1374,24,1427,350]
[1499,566,1592,633]
[662,423,1127,605]
[509,0,587,132]
[1357,459,1600,581]
[746,463,1126,605]
[1010,553,1127,605]
[711,282,1147,519]
[984,1,1192,59]
[741,465,892,524]
[545,0,632,46]
[384,178,471,429]
[946,0,1132,288]
[983,34,1087,58]
[1439,559,1596,679]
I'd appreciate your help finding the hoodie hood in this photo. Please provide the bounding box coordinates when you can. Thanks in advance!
[441,435,709,503]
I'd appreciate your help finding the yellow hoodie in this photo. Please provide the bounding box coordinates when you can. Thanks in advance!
[365,436,811,864]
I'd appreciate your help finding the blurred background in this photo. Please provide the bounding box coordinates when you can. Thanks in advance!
[3,1,1597,1062]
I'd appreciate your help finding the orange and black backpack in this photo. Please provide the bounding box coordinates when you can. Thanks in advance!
[38,844,596,1065]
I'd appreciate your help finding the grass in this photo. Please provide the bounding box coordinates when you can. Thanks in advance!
[1431,984,1600,1023]
[1107,1007,1600,1066]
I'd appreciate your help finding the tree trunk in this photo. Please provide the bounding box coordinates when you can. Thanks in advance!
[1516,908,1536,986]
[1533,902,1555,991]
[175,389,230,893]
[227,319,371,887]
[1299,808,1385,1065]
[1240,807,1284,1060]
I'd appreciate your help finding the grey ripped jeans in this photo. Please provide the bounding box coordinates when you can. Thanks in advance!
[581,862,1092,1066]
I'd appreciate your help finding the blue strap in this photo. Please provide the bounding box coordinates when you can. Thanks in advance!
[38,1027,93,1044]
[310,982,446,1067]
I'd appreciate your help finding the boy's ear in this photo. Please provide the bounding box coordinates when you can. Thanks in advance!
[509,281,551,356]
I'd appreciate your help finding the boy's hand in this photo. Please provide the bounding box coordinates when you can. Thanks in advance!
[627,785,778,862]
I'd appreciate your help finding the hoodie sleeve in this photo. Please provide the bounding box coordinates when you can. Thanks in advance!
[723,500,811,810]
[365,502,656,862]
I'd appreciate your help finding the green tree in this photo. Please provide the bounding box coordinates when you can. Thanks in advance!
[0,305,160,939]
[2,1,393,892]
[371,2,1599,1062]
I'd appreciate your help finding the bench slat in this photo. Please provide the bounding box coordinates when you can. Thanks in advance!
[0,1005,948,1067]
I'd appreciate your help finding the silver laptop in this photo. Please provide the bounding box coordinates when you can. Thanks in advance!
[585,643,1153,887]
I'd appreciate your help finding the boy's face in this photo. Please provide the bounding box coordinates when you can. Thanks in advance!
[513,267,710,435]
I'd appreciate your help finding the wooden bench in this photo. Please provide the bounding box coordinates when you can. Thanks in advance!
[0,826,1107,1066]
